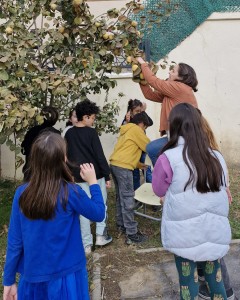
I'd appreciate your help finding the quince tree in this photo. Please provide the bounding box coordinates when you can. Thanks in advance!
[0,0,173,172]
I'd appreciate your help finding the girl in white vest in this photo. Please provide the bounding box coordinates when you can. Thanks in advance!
[152,103,231,300]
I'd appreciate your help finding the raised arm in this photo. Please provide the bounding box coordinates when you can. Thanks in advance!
[137,57,183,99]
[140,84,164,103]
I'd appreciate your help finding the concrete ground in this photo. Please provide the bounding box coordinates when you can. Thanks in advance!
[92,241,240,300]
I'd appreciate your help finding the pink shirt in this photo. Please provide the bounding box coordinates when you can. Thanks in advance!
[152,154,173,197]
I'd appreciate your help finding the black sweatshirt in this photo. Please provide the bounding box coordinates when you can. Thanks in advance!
[65,126,110,183]
[21,123,60,174]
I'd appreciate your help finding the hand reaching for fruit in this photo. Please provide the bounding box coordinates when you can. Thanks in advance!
[131,55,159,85]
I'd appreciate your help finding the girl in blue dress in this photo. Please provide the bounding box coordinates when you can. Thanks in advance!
[3,132,105,300]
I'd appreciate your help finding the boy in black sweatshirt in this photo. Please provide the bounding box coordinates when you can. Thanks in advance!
[65,99,112,255]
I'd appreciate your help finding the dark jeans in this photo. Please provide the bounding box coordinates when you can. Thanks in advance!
[146,136,168,166]
[133,153,152,190]
[110,165,138,235]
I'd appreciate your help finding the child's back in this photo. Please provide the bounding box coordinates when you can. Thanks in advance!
[5,182,104,283]
[110,120,150,170]
[3,132,105,300]
[110,112,151,245]
[152,103,231,300]
[66,126,110,182]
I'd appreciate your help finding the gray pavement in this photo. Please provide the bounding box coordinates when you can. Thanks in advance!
[92,241,240,300]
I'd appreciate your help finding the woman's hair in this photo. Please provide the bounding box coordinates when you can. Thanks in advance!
[19,132,74,220]
[177,63,198,92]
[66,109,75,126]
[127,99,142,113]
[75,99,99,121]
[42,106,59,126]
[161,103,224,193]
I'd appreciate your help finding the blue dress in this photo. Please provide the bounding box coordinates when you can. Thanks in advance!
[18,268,90,300]
[3,184,104,300]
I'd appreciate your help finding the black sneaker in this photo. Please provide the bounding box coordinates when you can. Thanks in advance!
[226,289,235,300]
[198,284,210,300]
[199,284,235,300]
[198,268,205,283]
[151,205,162,212]
[126,231,148,245]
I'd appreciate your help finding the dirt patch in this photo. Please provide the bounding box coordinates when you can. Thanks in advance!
[90,234,174,300]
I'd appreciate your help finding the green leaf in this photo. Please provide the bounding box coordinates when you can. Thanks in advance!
[0,122,4,132]
[40,82,47,91]
[99,49,106,56]
[66,56,73,64]
[0,57,9,63]
[0,134,7,144]
[0,70,9,81]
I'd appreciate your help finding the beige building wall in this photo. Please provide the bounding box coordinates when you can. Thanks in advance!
[1,4,240,178]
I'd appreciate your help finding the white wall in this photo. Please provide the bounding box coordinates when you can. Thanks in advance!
[167,12,240,165]
[1,8,240,179]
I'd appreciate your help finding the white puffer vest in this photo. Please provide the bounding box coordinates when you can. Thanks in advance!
[161,137,231,261]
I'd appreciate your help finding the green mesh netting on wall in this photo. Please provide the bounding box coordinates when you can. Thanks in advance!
[135,0,240,62]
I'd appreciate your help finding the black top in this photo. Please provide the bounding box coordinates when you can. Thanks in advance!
[21,123,61,174]
[65,126,110,183]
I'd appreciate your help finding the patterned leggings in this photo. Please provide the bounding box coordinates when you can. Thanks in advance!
[175,256,227,300]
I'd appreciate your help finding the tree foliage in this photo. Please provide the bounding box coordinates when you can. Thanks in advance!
[0,0,173,171]
[0,0,144,154]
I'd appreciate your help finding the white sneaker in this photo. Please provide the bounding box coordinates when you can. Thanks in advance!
[95,234,112,246]
[84,245,92,256]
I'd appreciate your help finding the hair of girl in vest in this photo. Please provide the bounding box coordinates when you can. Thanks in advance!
[201,116,220,151]
[161,103,224,193]
[196,108,220,151]
[19,132,74,220]
[176,63,198,92]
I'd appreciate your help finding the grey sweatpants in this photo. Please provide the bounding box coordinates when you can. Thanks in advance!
[110,165,138,235]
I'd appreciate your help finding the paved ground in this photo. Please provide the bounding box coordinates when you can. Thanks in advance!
[92,241,240,300]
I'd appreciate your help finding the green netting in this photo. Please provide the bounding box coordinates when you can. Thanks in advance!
[135,0,240,62]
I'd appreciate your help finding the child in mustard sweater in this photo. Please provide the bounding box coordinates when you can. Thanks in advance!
[110,112,151,244]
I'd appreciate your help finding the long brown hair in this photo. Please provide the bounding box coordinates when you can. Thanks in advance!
[161,103,224,193]
[19,132,74,220]
[201,116,219,151]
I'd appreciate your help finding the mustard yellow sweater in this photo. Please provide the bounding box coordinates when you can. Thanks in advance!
[110,123,150,170]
